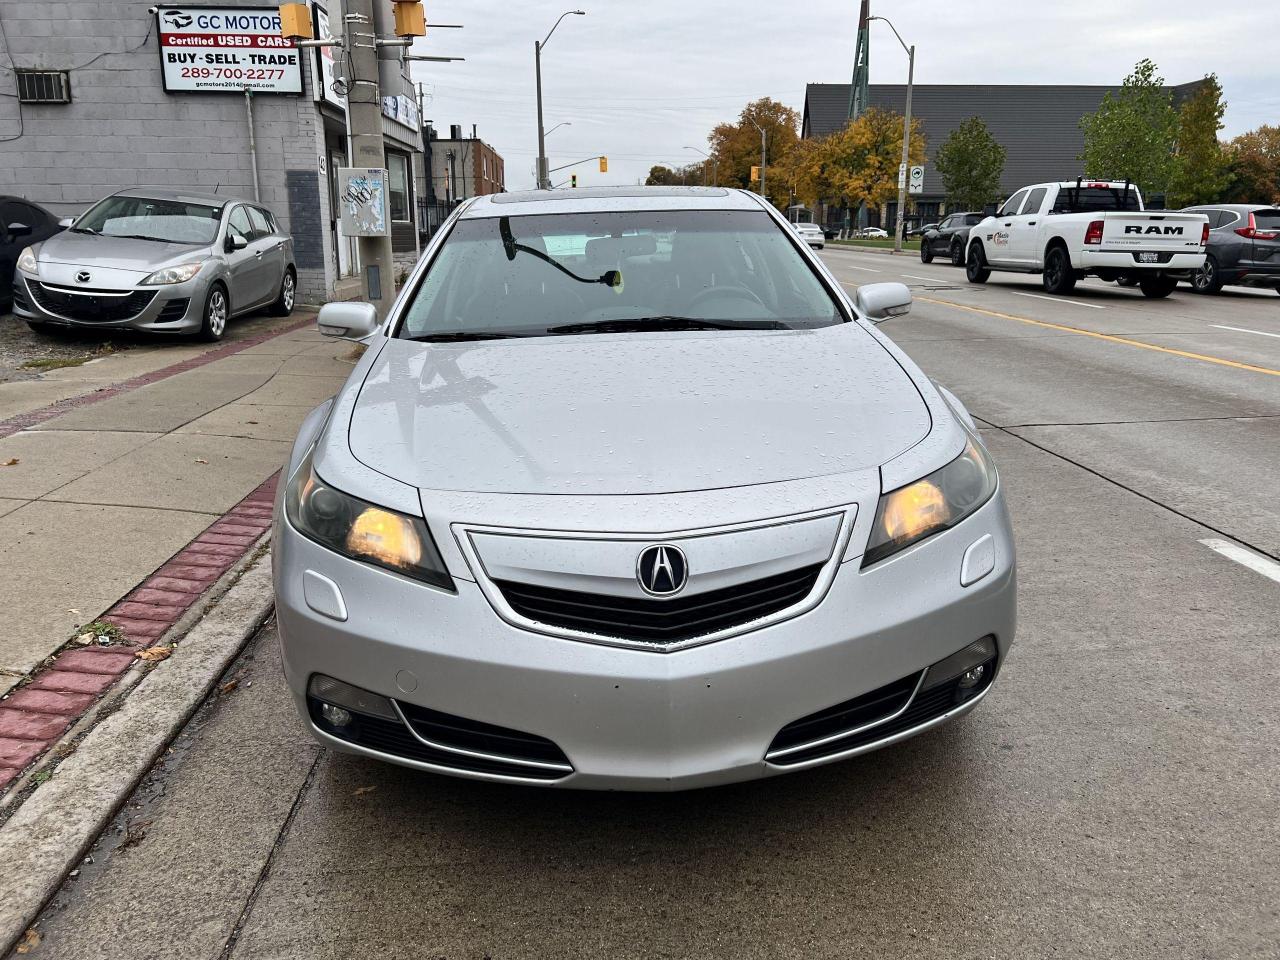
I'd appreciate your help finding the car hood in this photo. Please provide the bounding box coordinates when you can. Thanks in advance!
[347,324,932,496]
[34,231,212,279]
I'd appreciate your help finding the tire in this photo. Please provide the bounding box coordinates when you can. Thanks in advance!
[197,284,229,342]
[950,240,965,267]
[1115,273,1140,287]
[1190,255,1223,295]
[270,268,297,317]
[966,243,990,284]
[920,241,934,264]
[1042,246,1077,294]
[1139,275,1178,299]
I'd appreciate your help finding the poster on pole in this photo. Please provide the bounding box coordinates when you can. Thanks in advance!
[157,6,302,94]
[338,168,390,237]
[312,4,345,107]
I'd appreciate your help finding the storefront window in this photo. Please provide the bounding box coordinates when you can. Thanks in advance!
[388,152,410,222]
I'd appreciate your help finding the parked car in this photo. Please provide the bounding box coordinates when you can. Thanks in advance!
[965,180,1208,298]
[276,186,1016,791]
[0,196,62,312]
[920,212,986,266]
[856,227,889,239]
[906,222,935,240]
[12,188,296,341]
[1179,204,1280,295]
[793,221,825,249]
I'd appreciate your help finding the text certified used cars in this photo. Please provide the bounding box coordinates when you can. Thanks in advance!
[274,186,1016,791]
[12,189,296,341]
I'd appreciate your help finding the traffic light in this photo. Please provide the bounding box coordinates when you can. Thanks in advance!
[571,174,578,189]
[599,157,608,174]
[751,166,761,182]
[392,0,426,37]
[278,3,312,40]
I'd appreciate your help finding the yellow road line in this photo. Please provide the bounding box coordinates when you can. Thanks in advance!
[915,295,1280,378]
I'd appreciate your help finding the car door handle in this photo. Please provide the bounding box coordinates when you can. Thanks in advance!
[255,251,263,259]
[1027,221,1037,226]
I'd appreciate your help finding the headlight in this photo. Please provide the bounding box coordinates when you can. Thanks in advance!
[862,438,997,567]
[284,447,454,590]
[16,247,38,274]
[140,262,205,285]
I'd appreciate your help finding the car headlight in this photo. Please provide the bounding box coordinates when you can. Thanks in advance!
[284,446,454,590]
[16,247,38,274]
[140,262,205,285]
[862,438,998,567]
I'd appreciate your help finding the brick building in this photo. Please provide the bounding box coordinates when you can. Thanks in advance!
[0,0,426,303]
[423,124,504,203]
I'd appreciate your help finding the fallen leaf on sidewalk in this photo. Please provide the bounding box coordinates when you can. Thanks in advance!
[2,458,19,467]
[194,458,209,465]
[136,646,172,662]
[219,679,239,695]
[353,785,376,797]
[246,420,260,425]
[15,928,40,953]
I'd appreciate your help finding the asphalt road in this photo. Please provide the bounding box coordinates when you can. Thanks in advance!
[14,252,1280,959]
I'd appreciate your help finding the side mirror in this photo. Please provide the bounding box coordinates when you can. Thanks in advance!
[318,301,381,340]
[855,282,912,323]
[8,222,32,238]
[226,234,249,252]
[58,217,75,228]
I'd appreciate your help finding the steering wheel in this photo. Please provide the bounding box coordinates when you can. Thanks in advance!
[688,285,768,311]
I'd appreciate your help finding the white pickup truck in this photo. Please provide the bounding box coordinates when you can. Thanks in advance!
[964,180,1209,298]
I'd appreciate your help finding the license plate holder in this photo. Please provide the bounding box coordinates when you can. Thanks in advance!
[1136,251,1160,264]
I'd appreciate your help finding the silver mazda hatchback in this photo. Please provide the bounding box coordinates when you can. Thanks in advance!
[273,186,1016,791]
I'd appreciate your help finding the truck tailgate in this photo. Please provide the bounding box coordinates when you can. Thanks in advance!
[1101,212,1207,254]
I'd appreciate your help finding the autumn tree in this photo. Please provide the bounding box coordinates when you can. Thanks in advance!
[1224,125,1280,203]
[821,107,925,215]
[934,117,1006,211]
[1080,59,1179,198]
[707,97,801,209]
[1167,75,1229,207]
[645,164,701,186]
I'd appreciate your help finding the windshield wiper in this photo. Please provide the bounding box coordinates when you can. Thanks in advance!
[545,316,776,335]
[115,234,169,243]
[405,331,531,343]
[70,227,98,235]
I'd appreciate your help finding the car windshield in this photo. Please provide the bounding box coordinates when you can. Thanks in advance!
[74,195,222,245]
[398,209,844,340]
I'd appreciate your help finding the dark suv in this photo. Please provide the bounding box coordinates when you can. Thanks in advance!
[1179,204,1280,295]
[920,212,986,266]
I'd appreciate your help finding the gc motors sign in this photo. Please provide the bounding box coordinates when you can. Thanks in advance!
[157,6,302,94]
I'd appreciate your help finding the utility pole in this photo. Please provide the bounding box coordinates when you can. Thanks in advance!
[870,15,915,253]
[535,10,585,190]
[748,117,767,201]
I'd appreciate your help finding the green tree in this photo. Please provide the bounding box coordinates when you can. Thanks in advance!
[1080,59,1179,199]
[707,97,801,209]
[644,164,700,186]
[1167,75,1229,207]
[1224,125,1280,203]
[933,117,1006,211]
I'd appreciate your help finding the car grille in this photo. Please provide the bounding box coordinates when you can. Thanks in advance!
[156,298,190,322]
[27,281,156,322]
[765,654,997,766]
[494,562,826,646]
[308,697,573,781]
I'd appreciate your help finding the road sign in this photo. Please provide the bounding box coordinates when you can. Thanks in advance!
[908,165,925,195]
[898,162,907,189]
[157,6,302,95]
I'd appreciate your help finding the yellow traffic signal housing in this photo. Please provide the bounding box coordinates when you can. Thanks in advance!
[393,0,426,37]
[599,157,608,174]
[278,3,312,41]
[751,165,761,182]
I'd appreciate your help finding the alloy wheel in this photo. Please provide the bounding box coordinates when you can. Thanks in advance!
[208,290,227,337]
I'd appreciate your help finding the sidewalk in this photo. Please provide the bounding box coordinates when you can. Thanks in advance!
[0,311,355,782]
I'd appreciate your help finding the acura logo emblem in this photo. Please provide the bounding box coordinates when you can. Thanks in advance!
[75,271,91,284]
[637,544,688,597]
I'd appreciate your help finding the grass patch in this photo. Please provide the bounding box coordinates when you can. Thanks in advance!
[831,238,922,251]
[21,356,92,371]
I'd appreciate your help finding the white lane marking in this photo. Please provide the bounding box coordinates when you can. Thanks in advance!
[840,265,882,273]
[1200,539,1280,585]
[1210,324,1280,340]
[1011,291,1106,310]
[899,273,951,284]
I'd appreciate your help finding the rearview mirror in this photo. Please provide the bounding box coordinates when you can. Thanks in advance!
[58,217,75,228]
[7,222,31,238]
[855,282,912,323]
[318,301,381,340]
[226,234,249,252]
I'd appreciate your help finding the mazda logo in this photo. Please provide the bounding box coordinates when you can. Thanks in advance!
[637,544,688,597]
[75,271,91,284]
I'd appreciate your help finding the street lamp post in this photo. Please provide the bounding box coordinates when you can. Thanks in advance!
[684,146,717,187]
[747,118,767,200]
[869,15,914,253]
[535,10,585,190]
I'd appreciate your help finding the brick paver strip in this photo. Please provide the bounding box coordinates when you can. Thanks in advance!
[0,472,280,792]
[0,315,312,440]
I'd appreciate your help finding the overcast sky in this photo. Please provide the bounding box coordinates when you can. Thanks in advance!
[409,0,1277,192]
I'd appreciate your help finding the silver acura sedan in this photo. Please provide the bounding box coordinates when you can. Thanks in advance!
[273,186,1016,791]
[12,188,296,341]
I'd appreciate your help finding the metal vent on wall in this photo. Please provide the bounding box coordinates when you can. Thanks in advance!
[16,70,71,104]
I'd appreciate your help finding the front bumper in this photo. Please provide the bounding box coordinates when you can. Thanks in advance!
[273,493,1016,791]
[11,273,207,334]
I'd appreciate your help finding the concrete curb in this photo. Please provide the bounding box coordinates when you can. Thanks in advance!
[0,552,276,954]
[825,243,917,257]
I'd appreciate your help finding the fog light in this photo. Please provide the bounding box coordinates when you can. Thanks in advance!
[320,702,353,727]
[307,674,397,720]
[958,664,986,689]
[922,636,997,692]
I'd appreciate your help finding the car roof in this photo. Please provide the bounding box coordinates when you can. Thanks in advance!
[112,187,249,208]
[460,186,765,219]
